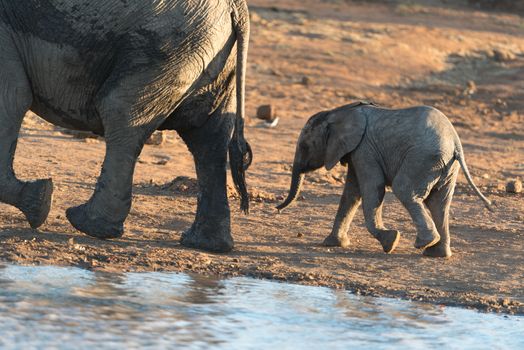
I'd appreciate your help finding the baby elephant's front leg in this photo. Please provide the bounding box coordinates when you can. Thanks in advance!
[323,167,361,248]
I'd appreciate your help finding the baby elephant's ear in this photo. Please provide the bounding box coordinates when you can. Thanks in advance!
[325,109,367,170]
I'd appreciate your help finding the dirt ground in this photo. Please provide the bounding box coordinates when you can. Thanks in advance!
[1,0,523,314]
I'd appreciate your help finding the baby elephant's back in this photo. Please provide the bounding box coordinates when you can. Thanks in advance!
[365,105,459,170]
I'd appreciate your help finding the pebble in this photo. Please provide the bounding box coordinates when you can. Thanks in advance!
[506,179,522,193]
[146,131,167,146]
[301,76,313,87]
[256,104,277,121]
[464,80,477,95]
[493,49,516,63]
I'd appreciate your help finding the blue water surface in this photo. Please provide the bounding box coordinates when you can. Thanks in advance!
[0,264,521,349]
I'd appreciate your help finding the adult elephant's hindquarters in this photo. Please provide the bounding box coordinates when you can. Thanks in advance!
[0,0,252,253]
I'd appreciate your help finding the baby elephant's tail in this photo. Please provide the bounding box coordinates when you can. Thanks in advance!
[454,144,493,211]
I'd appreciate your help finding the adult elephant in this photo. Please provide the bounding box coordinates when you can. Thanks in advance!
[0,0,252,253]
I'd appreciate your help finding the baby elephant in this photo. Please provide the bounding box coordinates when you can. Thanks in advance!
[277,101,491,257]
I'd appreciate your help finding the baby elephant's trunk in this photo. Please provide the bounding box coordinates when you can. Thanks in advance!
[276,167,305,212]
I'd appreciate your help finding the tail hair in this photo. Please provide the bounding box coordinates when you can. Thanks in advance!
[230,0,251,214]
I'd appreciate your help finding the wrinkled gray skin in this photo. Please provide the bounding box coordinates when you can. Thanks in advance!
[278,102,492,258]
[0,0,252,253]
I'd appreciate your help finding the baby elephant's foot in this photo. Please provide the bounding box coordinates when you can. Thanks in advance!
[18,179,54,229]
[323,233,351,248]
[66,204,124,239]
[376,230,400,254]
[423,242,452,258]
[414,231,440,250]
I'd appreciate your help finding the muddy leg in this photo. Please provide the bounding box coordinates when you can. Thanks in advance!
[423,169,458,258]
[0,38,53,229]
[393,183,440,250]
[66,85,158,239]
[323,167,361,248]
[357,163,400,254]
[66,130,148,239]
[179,109,234,253]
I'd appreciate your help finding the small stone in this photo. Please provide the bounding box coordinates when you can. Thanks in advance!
[154,157,170,166]
[256,104,277,121]
[301,76,313,86]
[263,117,279,128]
[464,80,477,95]
[496,183,506,191]
[146,131,167,146]
[495,98,507,108]
[68,237,75,245]
[74,244,86,251]
[493,49,516,62]
[84,138,99,144]
[506,179,522,194]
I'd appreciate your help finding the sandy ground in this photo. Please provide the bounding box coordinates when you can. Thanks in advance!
[1,0,523,314]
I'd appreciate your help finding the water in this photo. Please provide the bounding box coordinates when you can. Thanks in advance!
[0,264,521,349]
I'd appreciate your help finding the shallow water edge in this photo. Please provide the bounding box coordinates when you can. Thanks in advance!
[0,263,522,349]
[1,258,523,317]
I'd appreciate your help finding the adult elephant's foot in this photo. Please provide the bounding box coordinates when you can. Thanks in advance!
[322,233,351,248]
[66,203,124,239]
[414,230,440,250]
[423,242,452,258]
[181,223,234,253]
[376,229,400,254]
[18,179,54,229]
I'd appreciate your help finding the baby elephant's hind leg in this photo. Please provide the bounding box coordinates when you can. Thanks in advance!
[393,175,440,250]
[423,167,458,258]
[0,43,53,229]
[357,161,400,253]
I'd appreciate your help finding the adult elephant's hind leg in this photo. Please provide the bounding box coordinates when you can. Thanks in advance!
[0,45,53,229]
[179,110,234,253]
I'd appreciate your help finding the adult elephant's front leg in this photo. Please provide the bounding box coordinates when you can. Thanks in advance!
[179,112,234,253]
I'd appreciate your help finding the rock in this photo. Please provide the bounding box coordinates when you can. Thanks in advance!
[506,179,522,194]
[256,104,277,121]
[146,131,167,146]
[84,138,99,144]
[301,76,313,87]
[493,49,516,63]
[263,117,280,128]
[164,176,199,194]
[464,80,477,95]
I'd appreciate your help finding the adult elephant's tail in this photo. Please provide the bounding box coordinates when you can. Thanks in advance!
[229,0,252,214]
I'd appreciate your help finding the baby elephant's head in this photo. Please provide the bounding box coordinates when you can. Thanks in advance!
[277,106,367,211]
